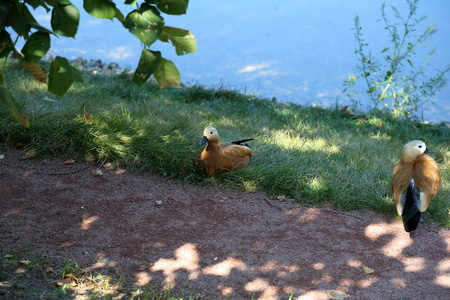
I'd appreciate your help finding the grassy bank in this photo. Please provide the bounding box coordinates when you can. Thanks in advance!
[1,61,449,226]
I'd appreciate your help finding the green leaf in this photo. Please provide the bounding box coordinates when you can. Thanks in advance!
[21,31,51,62]
[21,61,48,83]
[123,4,164,46]
[114,8,124,22]
[125,0,138,5]
[24,9,54,34]
[0,74,29,127]
[48,56,74,97]
[384,71,393,82]
[38,1,52,13]
[159,26,196,55]
[51,4,80,37]
[84,0,118,20]
[148,0,189,15]
[6,4,31,37]
[407,59,414,68]
[54,0,73,5]
[0,1,14,30]
[153,58,180,88]
[381,47,390,53]
[25,0,43,9]
[0,30,14,58]
[133,49,162,86]
[71,66,84,83]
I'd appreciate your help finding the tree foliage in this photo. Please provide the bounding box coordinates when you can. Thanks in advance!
[0,0,196,127]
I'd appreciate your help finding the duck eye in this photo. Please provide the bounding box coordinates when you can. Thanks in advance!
[418,145,422,148]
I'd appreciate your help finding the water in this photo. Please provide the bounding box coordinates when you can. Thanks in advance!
[16,0,450,123]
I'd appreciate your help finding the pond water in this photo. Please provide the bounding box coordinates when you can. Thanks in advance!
[25,0,450,123]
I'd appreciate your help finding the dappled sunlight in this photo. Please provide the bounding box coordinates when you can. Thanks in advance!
[390,277,407,289]
[150,243,200,288]
[307,176,324,192]
[268,129,341,155]
[244,278,279,299]
[440,230,450,252]
[312,262,325,270]
[79,214,100,230]
[355,277,378,289]
[285,207,322,224]
[402,257,426,272]
[91,259,117,269]
[259,260,300,277]
[203,257,247,277]
[217,284,233,296]
[364,222,413,258]
[297,290,329,300]
[135,271,152,286]
[346,259,362,268]
[89,252,117,270]
[435,258,450,288]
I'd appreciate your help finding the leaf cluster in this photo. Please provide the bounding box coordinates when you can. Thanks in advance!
[0,0,196,127]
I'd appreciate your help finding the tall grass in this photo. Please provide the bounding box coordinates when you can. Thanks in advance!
[1,61,449,226]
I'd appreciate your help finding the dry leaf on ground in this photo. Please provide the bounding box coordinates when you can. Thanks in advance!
[84,108,92,123]
[64,159,76,164]
[327,290,351,299]
[363,265,374,274]
[91,170,103,177]
[55,278,77,287]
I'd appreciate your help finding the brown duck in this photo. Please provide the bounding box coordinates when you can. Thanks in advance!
[195,127,253,175]
[391,140,441,233]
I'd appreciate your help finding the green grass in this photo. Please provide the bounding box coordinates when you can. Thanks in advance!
[1,61,449,227]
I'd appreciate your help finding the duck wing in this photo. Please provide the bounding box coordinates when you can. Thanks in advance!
[221,144,252,158]
[413,155,441,212]
[392,162,414,215]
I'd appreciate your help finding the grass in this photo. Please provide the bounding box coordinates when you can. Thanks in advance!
[1,60,449,227]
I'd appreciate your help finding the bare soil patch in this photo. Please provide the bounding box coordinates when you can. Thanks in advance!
[1,147,449,299]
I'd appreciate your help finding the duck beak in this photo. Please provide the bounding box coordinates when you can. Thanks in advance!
[200,136,208,145]
[425,147,435,154]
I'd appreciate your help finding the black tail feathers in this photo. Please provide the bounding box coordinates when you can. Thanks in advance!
[402,183,421,232]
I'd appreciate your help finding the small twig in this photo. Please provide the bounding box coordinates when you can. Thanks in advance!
[263,197,282,210]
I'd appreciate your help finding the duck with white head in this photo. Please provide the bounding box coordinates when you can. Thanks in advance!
[391,140,441,236]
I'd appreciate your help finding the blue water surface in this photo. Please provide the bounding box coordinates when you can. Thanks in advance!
[23,0,450,123]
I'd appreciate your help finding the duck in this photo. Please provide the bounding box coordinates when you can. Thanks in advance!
[195,126,253,175]
[391,140,441,234]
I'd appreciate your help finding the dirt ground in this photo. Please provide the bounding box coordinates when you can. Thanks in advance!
[0,147,449,300]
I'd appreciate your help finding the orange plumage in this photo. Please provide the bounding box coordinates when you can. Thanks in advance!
[195,127,253,175]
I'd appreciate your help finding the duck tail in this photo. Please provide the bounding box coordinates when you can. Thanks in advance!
[402,183,421,232]
[231,138,254,148]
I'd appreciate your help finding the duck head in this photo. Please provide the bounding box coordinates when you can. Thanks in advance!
[201,126,219,145]
[401,140,435,163]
